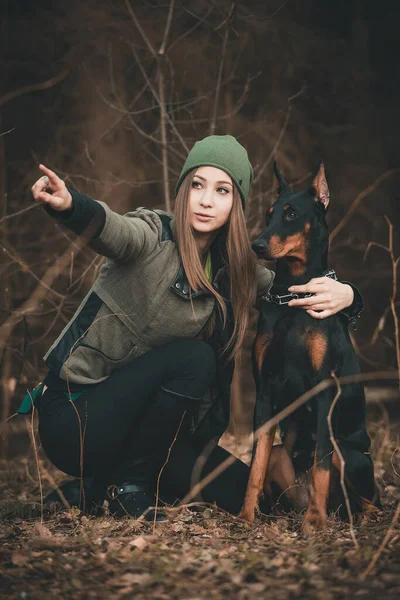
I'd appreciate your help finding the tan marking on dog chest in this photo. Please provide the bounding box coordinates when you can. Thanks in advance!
[304,329,328,372]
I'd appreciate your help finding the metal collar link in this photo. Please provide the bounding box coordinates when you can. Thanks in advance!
[262,270,337,305]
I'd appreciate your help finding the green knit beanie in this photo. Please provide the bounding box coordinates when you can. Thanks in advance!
[176,135,253,207]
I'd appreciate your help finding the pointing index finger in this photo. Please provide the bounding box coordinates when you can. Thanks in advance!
[39,164,60,186]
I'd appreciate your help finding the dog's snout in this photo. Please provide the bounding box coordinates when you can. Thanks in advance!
[252,238,268,255]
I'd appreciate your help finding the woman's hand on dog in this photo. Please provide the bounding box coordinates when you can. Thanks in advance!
[31,164,73,212]
[287,278,354,319]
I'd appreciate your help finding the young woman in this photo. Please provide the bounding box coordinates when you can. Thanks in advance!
[27,135,361,518]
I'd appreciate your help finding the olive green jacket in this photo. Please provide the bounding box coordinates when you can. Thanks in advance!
[44,196,274,386]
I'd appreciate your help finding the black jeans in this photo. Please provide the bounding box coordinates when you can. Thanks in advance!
[39,339,252,514]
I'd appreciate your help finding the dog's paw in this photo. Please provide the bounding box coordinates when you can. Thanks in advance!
[355,499,382,524]
[300,513,327,534]
[237,508,256,523]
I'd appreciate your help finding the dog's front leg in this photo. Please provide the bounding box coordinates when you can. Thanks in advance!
[239,424,277,522]
[301,392,333,533]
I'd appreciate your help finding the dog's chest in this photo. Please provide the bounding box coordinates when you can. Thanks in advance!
[257,309,325,371]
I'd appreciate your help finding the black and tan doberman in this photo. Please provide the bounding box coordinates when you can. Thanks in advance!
[240,162,380,532]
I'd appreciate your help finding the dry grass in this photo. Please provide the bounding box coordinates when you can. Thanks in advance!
[0,409,399,600]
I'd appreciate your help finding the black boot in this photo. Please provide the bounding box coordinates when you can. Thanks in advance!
[107,459,166,520]
[44,477,106,515]
[107,388,191,520]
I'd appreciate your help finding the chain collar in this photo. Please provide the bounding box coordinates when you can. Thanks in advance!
[262,270,337,305]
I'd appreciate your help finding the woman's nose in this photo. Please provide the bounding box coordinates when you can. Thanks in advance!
[200,190,213,207]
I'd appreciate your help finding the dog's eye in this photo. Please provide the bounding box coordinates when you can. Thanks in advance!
[284,211,297,222]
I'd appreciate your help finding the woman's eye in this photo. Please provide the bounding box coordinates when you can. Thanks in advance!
[217,187,229,194]
[284,211,297,221]
[192,180,202,189]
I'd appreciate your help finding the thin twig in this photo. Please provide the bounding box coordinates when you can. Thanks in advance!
[40,467,73,513]
[0,127,16,138]
[128,44,188,154]
[209,13,230,134]
[375,401,390,466]
[0,220,96,361]
[385,216,400,389]
[364,217,400,388]
[0,412,18,436]
[27,395,44,524]
[252,106,292,185]
[327,372,358,547]
[0,203,38,226]
[124,0,188,153]
[330,169,400,243]
[361,500,400,579]
[1,244,65,300]
[158,0,175,56]
[168,6,215,52]
[153,410,186,531]
[0,68,70,108]
[189,438,218,503]
[158,63,171,212]
[27,299,65,347]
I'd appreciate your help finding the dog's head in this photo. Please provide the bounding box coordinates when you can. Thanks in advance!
[252,161,330,262]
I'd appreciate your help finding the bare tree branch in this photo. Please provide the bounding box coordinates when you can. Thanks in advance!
[0,68,70,108]
[158,0,175,56]
[209,13,230,134]
[330,168,400,243]
[252,106,292,185]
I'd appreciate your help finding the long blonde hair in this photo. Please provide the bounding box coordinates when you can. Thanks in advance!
[174,171,256,359]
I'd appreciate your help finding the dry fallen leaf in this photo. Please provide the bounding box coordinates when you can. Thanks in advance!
[12,552,29,566]
[129,536,147,550]
[34,523,53,538]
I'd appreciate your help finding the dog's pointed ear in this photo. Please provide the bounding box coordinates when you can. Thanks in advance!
[310,160,330,210]
[273,162,289,197]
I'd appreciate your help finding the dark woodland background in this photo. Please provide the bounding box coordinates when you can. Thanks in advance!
[1,0,400,451]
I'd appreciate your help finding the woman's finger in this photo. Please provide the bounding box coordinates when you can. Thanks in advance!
[39,164,62,187]
[288,282,327,295]
[37,190,57,204]
[306,308,332,319]
[37,191,66,210]
[303,303,328,312]
[31,177,50,199]
[288,294,329,308]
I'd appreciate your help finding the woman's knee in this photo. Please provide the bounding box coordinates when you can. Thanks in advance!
[178,339,216,382]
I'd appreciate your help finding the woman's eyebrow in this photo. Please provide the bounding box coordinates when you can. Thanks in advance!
[193,175,232,186]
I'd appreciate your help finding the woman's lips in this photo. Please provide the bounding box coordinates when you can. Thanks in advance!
[195,213,214,222]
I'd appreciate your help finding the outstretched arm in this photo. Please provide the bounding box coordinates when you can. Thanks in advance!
[31,165,160,263]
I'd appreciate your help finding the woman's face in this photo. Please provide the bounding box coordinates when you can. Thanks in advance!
[188,166,234,236]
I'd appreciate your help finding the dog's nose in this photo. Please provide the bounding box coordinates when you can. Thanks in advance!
[252,239,267,255]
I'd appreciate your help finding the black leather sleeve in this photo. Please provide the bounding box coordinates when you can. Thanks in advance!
[340,282,364,330]
[45,188,106,238]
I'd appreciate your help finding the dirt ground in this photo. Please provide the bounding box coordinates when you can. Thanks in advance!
[0,409,399,600]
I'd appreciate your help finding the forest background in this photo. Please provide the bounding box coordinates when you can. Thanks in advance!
[0,1,399,598]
